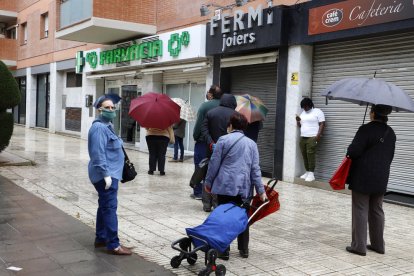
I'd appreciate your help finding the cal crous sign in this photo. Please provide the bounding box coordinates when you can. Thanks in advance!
[309,0,414,35]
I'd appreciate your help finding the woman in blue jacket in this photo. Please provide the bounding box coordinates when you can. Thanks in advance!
[88,95,132,255]
[204,112,267,260]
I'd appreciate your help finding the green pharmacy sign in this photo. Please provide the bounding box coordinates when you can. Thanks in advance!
[76,31,190,71]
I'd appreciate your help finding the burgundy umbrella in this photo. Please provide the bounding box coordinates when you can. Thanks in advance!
[129,92,181,129]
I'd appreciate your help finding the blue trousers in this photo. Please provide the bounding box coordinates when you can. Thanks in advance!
[93,178,120,250]
[193,142,207,197]
[173,135,184,160]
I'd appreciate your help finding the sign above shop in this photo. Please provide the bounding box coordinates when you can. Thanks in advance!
[206,5,284,55]
[309,0,414,35]
[77,25,206,73]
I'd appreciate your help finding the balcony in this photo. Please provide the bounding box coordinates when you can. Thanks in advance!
[0,38,17,67]
[55,0,156,45]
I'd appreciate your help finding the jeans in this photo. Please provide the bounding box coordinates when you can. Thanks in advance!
[146,135,170,173]
[193,142,207,197]
[93,178,120,250]
[173,136,184,160]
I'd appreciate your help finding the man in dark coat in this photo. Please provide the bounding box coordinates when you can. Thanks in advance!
[200,93,237,212]
[345,104,396,256]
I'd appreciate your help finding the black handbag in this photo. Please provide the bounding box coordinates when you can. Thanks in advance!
[189,134,245,188]
[189,157,209,188]
[121,146,137,183]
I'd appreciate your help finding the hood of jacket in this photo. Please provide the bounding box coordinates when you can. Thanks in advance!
[220,94,237,109]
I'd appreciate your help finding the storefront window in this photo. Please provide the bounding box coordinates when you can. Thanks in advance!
[12,77,27,125]
[120,85,140,144]
[166,83,205,151]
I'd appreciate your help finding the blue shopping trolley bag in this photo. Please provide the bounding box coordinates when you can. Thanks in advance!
[185,203,248,253]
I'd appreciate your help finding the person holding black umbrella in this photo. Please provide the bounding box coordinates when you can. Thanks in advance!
[345,104,396,256]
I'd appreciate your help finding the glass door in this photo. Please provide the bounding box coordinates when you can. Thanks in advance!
[120,85,140,143]
[107,87,121,135]
[36,74,49,128]
[165,83,206,151]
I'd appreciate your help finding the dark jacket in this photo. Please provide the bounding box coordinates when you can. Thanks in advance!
[173,119,186,138]
[201,94,237,145]
[245,121,263,143]
[347,121,396,194]
[193,99,220,142]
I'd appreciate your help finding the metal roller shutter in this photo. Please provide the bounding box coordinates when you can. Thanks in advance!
[163,69,207,85]
[311,32,414,195]
[230,63,278,175]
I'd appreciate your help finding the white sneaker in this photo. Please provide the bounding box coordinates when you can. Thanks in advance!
[300,172,309,179]
[305,172,315,182]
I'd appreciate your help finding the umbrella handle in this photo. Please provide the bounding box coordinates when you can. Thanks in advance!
[362,103,369,125]
[266,178,278,190]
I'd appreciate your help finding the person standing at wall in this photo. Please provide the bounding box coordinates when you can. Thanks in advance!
[191,85,223,200]
[345,104,396,256]
[170,119,186,162]
[88,95,132,255]
[296,97,325,182]
[146,126,175,175]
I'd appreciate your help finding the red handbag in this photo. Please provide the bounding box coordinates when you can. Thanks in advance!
[329,157,352,190]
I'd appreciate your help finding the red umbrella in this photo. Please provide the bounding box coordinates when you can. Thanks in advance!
[248,178,280,226]
[129,92,181,129]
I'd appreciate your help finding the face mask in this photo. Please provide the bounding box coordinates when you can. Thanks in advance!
[101,109,116,120]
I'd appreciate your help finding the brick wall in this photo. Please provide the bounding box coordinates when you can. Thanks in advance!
[0,0,17,12]
[16,0,101,69]
[0,38,17,61]
[93,0,156,25]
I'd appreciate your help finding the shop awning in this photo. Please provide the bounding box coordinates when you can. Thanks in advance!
[221,52,278,68]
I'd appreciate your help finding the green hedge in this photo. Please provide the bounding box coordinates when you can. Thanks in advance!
[0,60,20,111]
[0,112,13,152]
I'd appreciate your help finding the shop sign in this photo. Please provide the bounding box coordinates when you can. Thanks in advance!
[309,0,414,35]
[206,5,283,55]
[77,25,205,73]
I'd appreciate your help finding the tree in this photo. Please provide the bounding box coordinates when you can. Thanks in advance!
[0,60,21,152]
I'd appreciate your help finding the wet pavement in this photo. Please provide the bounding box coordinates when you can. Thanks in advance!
[1,125,414,275]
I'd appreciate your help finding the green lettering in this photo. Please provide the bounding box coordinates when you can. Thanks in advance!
[152,40,163,57]
[128,45,138,60]
[105,50,113,64]
[114,48,121,63]
[99,51,105,65]
[140,42,149,59]
[121,48,129,62]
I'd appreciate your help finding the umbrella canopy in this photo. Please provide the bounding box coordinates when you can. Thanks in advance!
[171,98,196,121]
[129,92,180,129]
[248,179,280,226]
[235,94,268,123]
[321,78,414,112]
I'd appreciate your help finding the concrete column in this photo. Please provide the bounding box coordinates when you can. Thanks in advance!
[283,45,313,182]
[137,73,164,151]
[205,57,214,95]
[48,63,64,133]
[80,75,104,140]
[25,67,36,128]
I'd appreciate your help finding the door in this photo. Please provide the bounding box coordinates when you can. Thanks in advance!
[36,74,50,128]
[165,83,205,151]
[120,85,140,143]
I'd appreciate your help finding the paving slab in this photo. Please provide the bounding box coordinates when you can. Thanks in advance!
[0,175,175,276]
[1,126,414,275]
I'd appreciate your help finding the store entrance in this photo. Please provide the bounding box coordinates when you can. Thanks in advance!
[120,85,140,144]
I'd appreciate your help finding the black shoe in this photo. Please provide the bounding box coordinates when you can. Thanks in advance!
[179,159,184,162]
[217,252,229,261]
[367,245,384,254]
[239,249,249,258]
[148,171,154,175]
[160,171,165,176]
[346,246,366,256]
[203,207,211,212]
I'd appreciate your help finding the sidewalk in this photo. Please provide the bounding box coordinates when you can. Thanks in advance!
[0,175,174,276]
[1,125,414,275]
